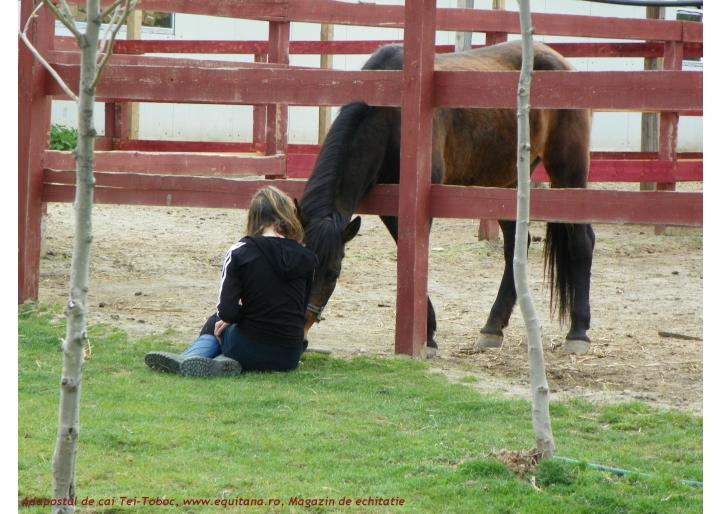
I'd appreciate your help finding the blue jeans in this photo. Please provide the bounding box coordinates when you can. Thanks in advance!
[183,320,302,372]
[220,325,302,372]
[181,334,221,359]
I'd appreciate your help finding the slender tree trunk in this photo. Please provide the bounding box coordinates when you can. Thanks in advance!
[51,1,101,510]
[514,0,555,459]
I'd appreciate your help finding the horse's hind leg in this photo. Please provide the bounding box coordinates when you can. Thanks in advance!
[475,220,527,349]
[542,109,595,353]
[567,224,595,351]
[544,223,595,354]
[379,215,439,352]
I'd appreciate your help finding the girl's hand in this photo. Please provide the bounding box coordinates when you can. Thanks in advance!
[214,320,231,341]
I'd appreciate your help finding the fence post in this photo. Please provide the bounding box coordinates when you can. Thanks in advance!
[396,0,436,357]
[455,0,473,51]
[477,0,504,241]
[655,40,683,235]
[104,103,129,143]
[485,0,508,46]
[126,8,143,139]
[640,6,664,192]
[318,24,334,145]
[253,53,268,153]
[19,0,54,303]
[266,21,290,178]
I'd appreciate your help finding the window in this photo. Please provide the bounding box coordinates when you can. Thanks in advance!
[67,6,174,30]
[676,10,702,67]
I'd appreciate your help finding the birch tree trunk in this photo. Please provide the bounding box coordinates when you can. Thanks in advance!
[51,2,100,511]
[514,0,555,459]
[20,0,136,509]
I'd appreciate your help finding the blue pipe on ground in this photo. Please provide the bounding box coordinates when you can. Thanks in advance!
[553,456,703,489]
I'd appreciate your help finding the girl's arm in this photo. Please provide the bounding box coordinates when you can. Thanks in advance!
[216,242,245,323]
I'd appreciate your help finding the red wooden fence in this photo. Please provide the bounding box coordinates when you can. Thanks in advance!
[19,0,703,357]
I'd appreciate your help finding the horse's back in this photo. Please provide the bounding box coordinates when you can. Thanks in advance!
[363,40,574,73]
[435,40,575,72]
[360,41,589,189]
[433,42,587,187]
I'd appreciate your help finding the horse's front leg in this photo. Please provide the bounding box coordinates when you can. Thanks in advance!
[475,220,524,349]
[379,215,439,352]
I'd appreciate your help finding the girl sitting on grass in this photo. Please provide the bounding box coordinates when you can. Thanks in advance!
[144,186,318,377]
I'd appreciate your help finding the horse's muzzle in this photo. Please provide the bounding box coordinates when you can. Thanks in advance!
[303,315,315,342]
[304,303,327,342]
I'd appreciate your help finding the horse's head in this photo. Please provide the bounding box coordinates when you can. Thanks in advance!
[296,101,375,341]
[300,212,361,340]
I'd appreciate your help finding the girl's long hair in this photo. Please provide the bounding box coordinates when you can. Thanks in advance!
[246,186,304,243]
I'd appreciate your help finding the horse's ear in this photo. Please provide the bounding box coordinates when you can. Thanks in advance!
[342,216,362,243]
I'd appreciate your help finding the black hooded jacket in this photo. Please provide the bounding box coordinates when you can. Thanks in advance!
[216,236,318,347]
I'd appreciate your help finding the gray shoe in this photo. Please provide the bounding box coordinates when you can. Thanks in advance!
[180,355,242,378]
[145,352,185,374]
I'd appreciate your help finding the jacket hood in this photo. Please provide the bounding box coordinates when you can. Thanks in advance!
[244,236,318,281]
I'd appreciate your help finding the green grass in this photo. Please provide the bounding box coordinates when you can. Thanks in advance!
[19,304,702,513]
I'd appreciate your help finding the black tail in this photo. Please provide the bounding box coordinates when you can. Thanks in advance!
[544,223,572,324]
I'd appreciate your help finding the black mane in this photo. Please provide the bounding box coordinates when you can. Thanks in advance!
[299,102,372,267]
[299,45,404,269]
[299,101,371,222]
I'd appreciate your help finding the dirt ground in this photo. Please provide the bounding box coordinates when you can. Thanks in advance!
[38,201,703,413]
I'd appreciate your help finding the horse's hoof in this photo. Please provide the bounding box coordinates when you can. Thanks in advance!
[425,346,438,359]
[474,333,503,350]
[563,339,590,354]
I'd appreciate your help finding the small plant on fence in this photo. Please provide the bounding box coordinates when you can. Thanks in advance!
[50,124,78,151]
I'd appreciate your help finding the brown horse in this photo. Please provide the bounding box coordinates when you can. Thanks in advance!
[299,40,595,355]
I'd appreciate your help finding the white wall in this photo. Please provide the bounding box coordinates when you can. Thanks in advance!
[51,1,702,151]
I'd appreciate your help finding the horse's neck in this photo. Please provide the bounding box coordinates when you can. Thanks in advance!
[333,107,397,221]
[334,176,377,221]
